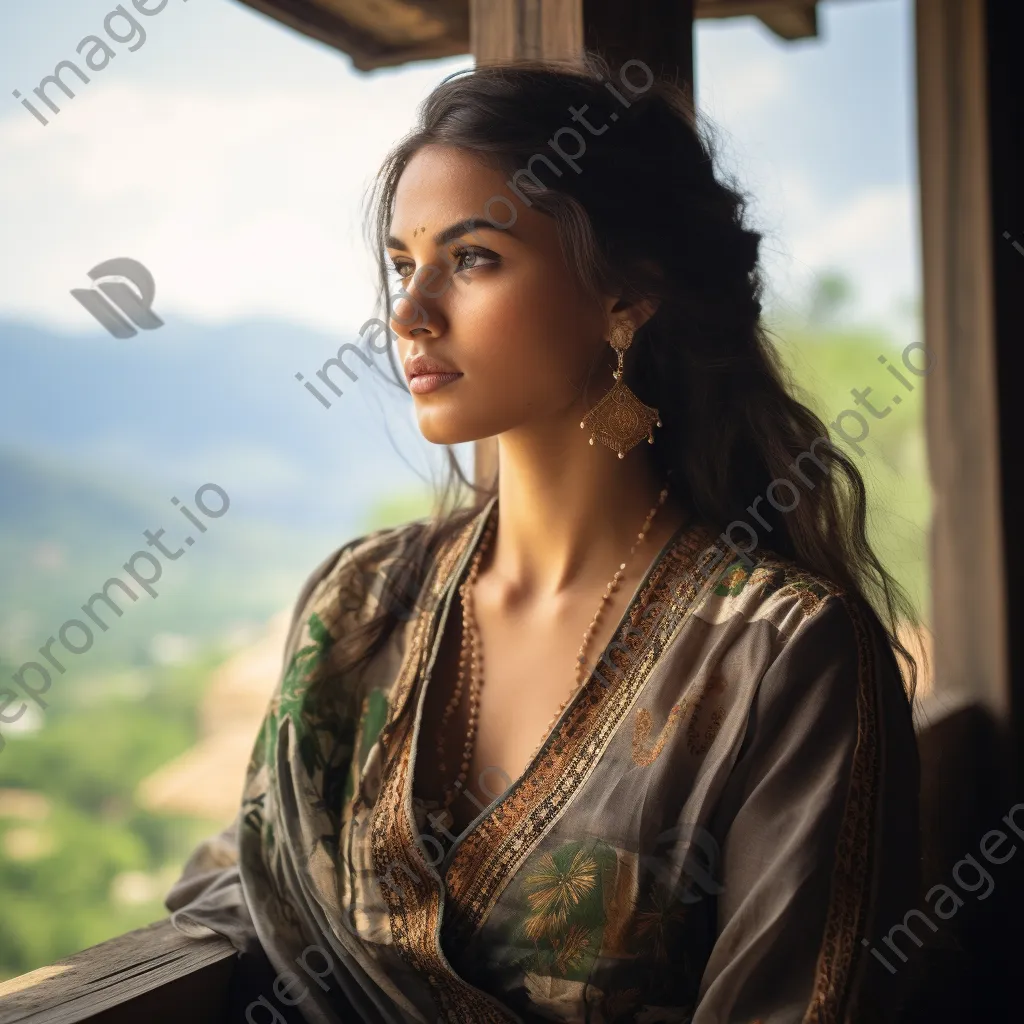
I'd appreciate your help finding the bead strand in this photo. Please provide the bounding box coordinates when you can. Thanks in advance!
[436,486,669,818]
[436,513,495,812]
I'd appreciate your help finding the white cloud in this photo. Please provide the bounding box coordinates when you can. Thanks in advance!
[0,67,466,332]
[794,185,913,261]
[693,10,920,329]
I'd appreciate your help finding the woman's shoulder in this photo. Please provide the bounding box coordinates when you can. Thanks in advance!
[689,543,912,713]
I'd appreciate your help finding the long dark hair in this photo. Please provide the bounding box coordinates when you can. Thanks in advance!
[338,52,920,702]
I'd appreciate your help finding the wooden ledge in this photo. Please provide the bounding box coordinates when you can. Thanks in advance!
[0,920,236,1024]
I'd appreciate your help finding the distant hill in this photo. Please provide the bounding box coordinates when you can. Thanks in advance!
[0,317,443,669]
[0,441,327,669]
[0,444,163,543]
[0,316,446,530]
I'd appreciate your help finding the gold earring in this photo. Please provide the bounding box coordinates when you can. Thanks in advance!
[580,319,662,459]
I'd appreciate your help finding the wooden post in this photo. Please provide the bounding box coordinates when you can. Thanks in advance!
[914,0,1009,721]
[470,0,584,65]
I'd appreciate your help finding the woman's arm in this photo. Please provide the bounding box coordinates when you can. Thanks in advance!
[692,595,921,1024]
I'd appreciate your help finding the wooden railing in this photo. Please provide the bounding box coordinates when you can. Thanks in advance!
[0,920,235,1024]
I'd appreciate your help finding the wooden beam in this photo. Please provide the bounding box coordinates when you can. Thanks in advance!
[753,1,817,40]
[230,1,832,68]
[696,0,818,41]
[234,0,470,71]
[914,0,1009,724]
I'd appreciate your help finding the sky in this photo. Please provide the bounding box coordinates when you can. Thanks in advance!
[0,0,920,337]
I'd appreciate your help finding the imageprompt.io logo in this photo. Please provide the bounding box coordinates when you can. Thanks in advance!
[71,257,164,338]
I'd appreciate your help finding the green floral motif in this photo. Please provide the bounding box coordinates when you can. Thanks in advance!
[619,878,700,1014]
[713,561,752,597]
[505,839,618,982]
[711,556,833,612]
[342,688,391,810]
[748,562,833,611]
[263,612,335,778]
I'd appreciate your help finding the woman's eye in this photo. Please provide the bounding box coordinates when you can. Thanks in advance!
[452,245,498,273]
[389,261,413,279]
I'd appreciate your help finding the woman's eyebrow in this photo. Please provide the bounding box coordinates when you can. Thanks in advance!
[386,217,516,251]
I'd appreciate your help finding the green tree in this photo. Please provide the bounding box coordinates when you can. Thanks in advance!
[806,269,856,325]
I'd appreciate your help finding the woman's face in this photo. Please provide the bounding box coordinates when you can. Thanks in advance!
[386,143,626,446]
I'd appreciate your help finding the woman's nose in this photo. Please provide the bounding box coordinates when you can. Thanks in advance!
[390,277,443,339]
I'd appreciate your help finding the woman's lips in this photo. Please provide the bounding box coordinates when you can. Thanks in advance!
[409,372,463,395]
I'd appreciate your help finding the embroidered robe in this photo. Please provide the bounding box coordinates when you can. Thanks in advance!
[166,497,920,1024]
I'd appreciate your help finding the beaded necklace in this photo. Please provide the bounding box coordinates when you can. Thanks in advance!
[433,487,670,825]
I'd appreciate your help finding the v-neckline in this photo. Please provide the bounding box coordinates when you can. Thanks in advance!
[403,495,693,877]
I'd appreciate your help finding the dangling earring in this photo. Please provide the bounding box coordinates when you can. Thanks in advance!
[580,319,662,459]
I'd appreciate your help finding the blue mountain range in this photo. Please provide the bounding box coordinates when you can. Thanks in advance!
[0,316,446,668]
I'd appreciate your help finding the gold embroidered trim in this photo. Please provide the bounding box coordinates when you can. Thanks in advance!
[369,504,519,1023]
[372,513,482,780]
[748,558,834,618]
[802,595,880,1024]
[442,524,725,942]
[371,727,516,1022]
[364,503,871,1023]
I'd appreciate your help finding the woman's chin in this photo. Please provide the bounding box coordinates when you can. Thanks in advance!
[414,417,475,447]
[414,413,497,448]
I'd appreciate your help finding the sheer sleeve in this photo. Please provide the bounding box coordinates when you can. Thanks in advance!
[692,595,921,1024]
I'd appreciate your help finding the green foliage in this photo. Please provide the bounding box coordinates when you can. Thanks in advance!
[0,491,433,983]
[0,444,334,673]
[769,319,931,619]
[805,269,856,325]
[0,657,220,980]
[2,708,189,816]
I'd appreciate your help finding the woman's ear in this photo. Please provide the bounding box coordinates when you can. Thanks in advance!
[605,294,662,333]
[606,260,665,330]
[628,297,662,331]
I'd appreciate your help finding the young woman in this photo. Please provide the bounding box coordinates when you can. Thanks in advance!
[168,55,921,1024]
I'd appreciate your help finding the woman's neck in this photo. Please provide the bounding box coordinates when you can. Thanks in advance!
[487,427,686,598]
